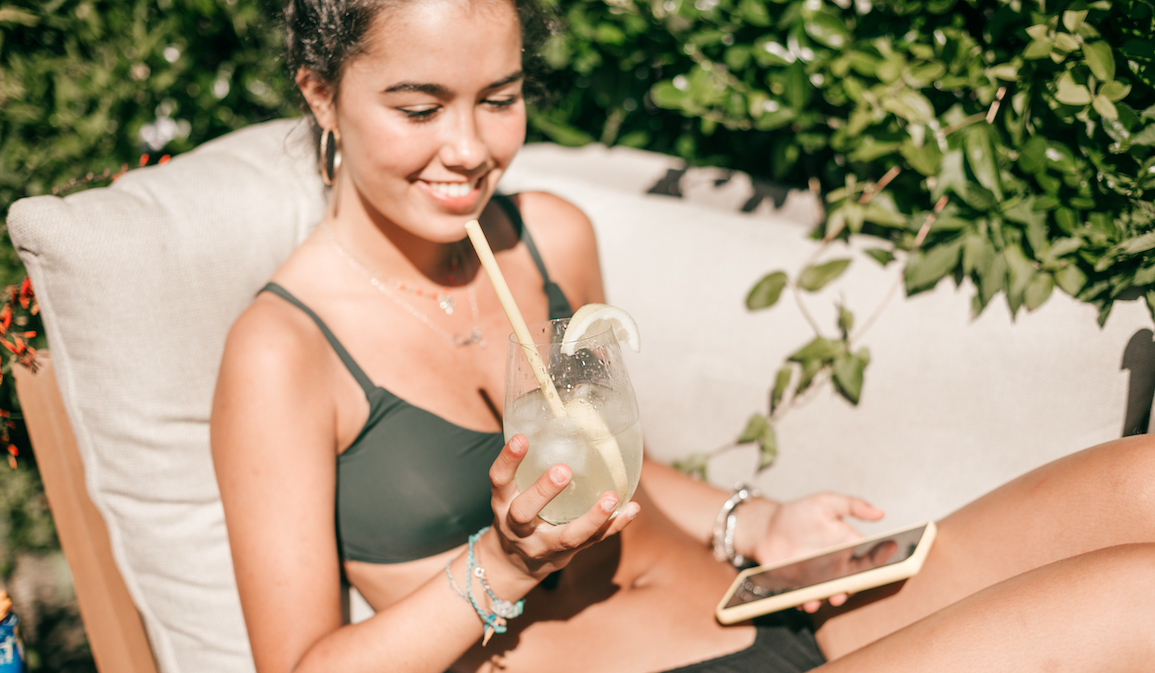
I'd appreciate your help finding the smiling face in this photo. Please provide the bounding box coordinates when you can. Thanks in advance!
[300,0,527,244]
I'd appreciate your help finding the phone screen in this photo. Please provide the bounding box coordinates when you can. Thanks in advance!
[722,524,929,609]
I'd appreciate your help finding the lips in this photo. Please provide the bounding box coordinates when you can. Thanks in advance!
[419,178,484,211]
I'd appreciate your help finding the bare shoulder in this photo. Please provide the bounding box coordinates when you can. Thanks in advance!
[213,290,338,461]
[511,191,606,306]
[218,292,329,397]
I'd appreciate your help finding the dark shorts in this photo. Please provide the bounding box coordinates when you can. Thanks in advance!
[656,612,826,673]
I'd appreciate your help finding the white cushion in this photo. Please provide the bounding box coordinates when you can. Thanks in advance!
[8,119,325,673]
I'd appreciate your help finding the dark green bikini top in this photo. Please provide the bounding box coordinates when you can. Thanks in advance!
[262,195,572,564]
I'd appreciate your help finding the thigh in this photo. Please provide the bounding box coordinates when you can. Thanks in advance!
[815,433,1155,659]
[817,544,1155,672]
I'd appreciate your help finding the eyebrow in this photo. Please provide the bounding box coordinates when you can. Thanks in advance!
[383,71,524,96]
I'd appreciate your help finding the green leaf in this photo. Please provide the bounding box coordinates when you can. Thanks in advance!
[1055,264,1088,296]
[1083,41,1115,82]
[1132,263,1155,287]
[865,248,896,266]
[1100,80,1131,102]
[1005,244,1036,316]
[757,423,778,471]
[1024,273,1054,311]
[964,124,1004,199]
[935,149,967,200]
[882,88,936,125]
[804,10,851,49]
[862,201,908,229]
[848,139,902,163]
[964,183,997,211]
[905,239,963,293]
[1054,72,1092,106]
[1053,32,1081,53]
[795,358,825,395]
[831,349,868,405]
[1093,95,1118,120]
[963,234,995,277]
[1116,232,1155,256]
[746,272,789,310]
[738,413,769,443]
[788,337,842,363]
[838,304,854,338]
[901,139,943,176]
[770,367,792,413]
[1023,39,1053,60]
[1025,24,1050,41]
[1062,10,1088,33]
[738,0,772,26]
[988,63,1020,81]
[1147,290,1155,325]
[1017,136,1048,174]
[979,252,1008,308]
[0,6,38,26]
[799,259,853,292]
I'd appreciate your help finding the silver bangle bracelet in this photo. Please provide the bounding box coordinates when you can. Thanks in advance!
[711,484,761,568]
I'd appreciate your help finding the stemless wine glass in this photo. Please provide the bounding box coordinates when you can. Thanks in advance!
[503,318,644,525]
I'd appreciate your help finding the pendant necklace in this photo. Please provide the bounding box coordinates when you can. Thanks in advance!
[322,221,486,348]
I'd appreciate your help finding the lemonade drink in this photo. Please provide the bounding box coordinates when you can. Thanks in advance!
[505,385,644,524]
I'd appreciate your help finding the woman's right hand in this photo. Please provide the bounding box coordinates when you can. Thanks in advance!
[487,434,640,580]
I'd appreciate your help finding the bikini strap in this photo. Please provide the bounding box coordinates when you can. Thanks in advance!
[259,282,377,398]
[492,194,573,320]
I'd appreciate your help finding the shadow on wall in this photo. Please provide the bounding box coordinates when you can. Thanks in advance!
[1122,328,1155,437]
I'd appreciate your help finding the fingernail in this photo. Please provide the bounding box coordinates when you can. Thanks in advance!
[626,503,640,520]
[549,465,568,485]
[600,494,619,513]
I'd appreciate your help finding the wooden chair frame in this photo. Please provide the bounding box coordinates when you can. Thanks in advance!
[14,354,159,673]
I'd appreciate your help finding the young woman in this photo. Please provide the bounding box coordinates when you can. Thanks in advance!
[210,1,1155,671]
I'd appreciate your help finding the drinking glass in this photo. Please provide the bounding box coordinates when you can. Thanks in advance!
[503,318,644,524]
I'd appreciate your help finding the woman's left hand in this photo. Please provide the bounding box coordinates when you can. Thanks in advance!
[751,492,885,613]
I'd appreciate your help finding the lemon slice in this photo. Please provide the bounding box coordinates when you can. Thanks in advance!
[561,303,641,356]
[564,396,629,503]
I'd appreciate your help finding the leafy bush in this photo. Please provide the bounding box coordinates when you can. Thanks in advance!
[535,0,1155,476]
[543,0,1155,326]
[0,0,294,238]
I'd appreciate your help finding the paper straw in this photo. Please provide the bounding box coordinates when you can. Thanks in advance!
[465,219,567,418]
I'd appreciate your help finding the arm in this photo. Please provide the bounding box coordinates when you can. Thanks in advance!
[211,301,634,673]
[639,455,777,559]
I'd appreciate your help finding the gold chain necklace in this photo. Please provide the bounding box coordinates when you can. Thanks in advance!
[322,221,486,348]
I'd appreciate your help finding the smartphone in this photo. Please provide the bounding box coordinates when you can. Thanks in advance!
[715,521,937,624]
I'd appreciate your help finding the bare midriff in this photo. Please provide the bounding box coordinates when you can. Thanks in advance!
[344,487,756,673]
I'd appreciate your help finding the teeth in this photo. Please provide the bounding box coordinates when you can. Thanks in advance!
[429,181,473,198]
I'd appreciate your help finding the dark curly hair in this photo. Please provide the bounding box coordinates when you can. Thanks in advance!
[283,0,554,136]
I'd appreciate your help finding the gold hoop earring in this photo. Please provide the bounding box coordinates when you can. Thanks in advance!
[319,128,341,185]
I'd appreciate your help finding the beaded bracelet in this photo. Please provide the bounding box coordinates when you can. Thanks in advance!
[444,526,525,646]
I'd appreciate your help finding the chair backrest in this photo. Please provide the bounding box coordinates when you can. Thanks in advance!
[13,357,158,673]
[8,119,325,673]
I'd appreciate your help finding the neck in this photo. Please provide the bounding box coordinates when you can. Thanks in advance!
[324,190,476,289]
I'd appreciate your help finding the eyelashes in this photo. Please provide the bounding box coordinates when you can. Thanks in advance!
[398,97,521,121]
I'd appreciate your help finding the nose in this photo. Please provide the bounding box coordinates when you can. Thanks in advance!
[439,109,490,173]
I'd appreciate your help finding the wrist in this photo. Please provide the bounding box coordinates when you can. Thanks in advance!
[472,526,541,596]
[732,496,777,564]
[711,484,768,568]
